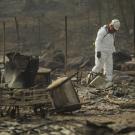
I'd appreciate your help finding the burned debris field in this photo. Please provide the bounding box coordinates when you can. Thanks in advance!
[0,0,135,135]
[0,53,135,135]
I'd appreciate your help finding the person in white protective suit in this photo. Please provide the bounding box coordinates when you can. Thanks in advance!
[87,19,120,86]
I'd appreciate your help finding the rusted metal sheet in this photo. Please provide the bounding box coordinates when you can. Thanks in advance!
[48,77,81,112]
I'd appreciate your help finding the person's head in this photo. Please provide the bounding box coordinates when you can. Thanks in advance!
[108,19,120,33]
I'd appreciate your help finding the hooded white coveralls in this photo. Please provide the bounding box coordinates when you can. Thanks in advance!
[92,25,116,81]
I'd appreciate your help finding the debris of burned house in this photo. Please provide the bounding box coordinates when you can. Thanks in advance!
[40,50,65,70]
[113,51,132,70]
[4,52,39,88]
[114,54,135,77]
[34,67,51,87]
[121,59,135,72]
[113,51,131,63]
[67,56,85,69]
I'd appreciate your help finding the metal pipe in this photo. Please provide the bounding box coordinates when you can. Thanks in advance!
[3,21,6,65]
[0,22,6,84]
[134,12,135,56]
[14,17,21,52]
[38,17,41,55]
[64,16,68,74]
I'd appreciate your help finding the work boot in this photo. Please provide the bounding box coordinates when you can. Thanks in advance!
[86,71,98,85]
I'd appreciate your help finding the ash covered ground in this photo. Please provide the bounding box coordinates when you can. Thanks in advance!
[0,69,135,135]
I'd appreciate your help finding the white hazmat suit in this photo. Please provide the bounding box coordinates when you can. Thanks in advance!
[92,25,115,81]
